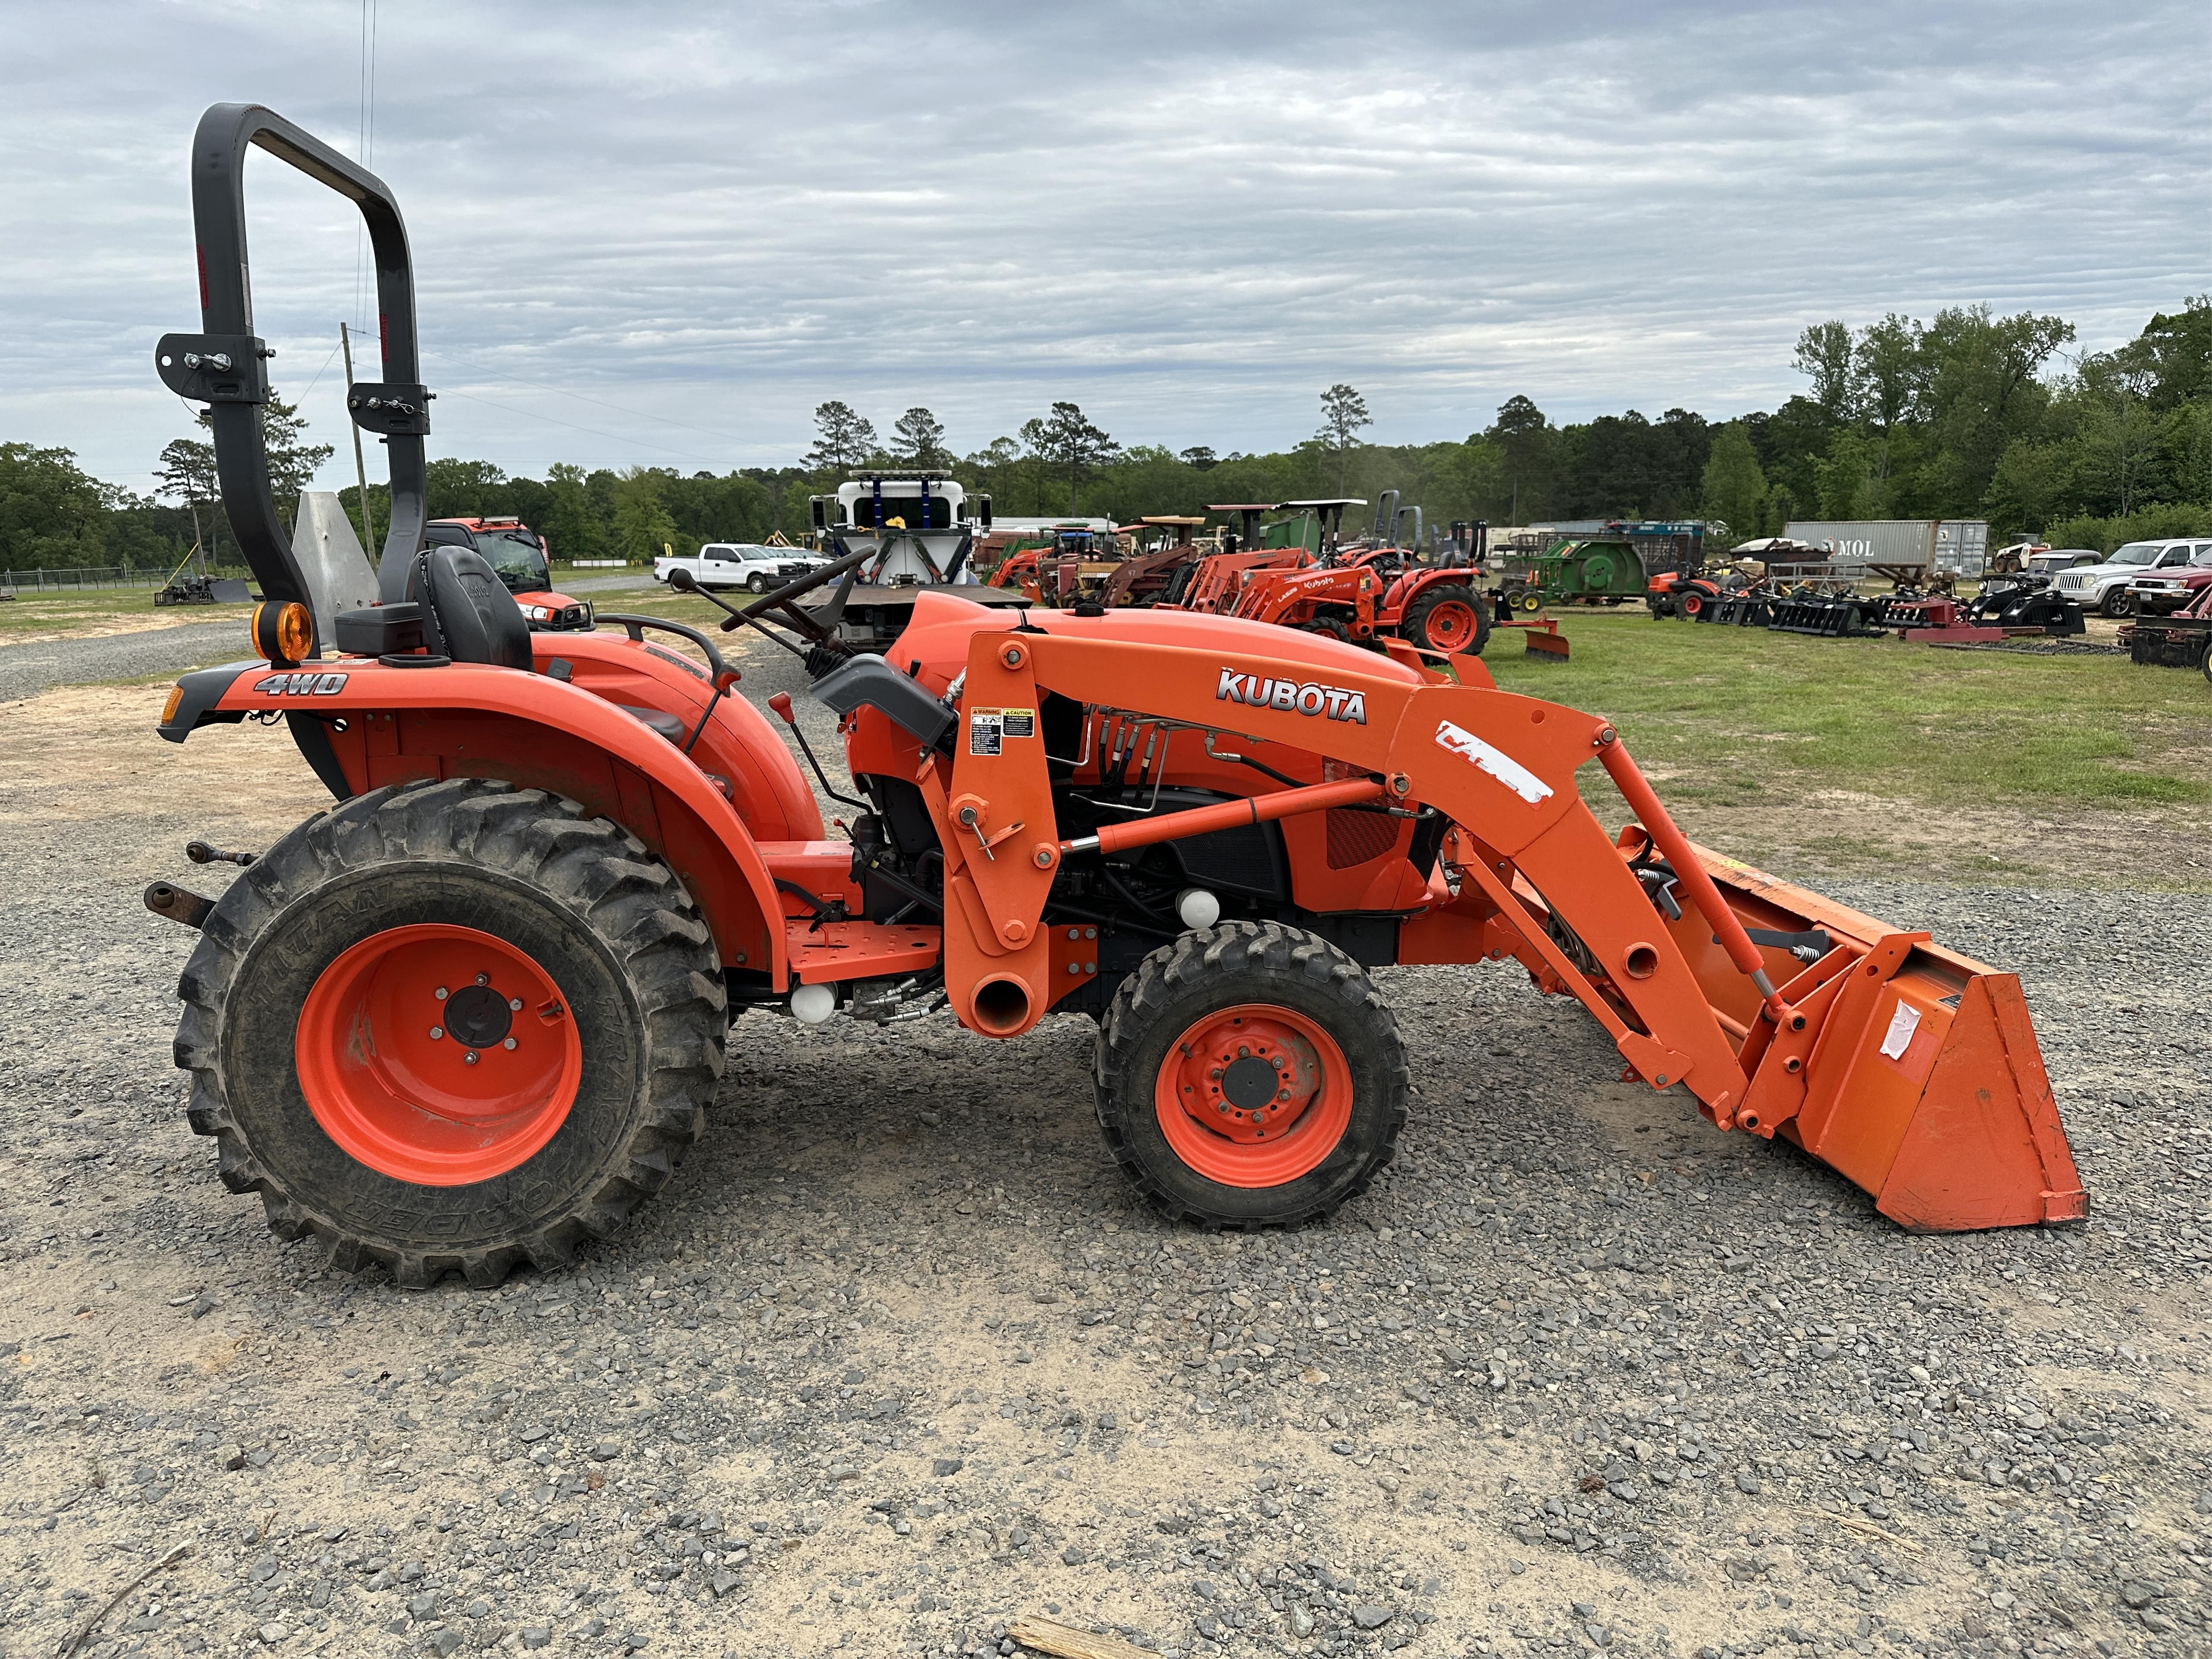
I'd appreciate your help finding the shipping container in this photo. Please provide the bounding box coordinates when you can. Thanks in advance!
[1782,519,1989,577]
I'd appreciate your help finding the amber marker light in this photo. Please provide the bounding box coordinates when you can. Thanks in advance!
[252,601,316,666]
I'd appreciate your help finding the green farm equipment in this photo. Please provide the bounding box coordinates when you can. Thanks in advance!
[1496,523,1707,614]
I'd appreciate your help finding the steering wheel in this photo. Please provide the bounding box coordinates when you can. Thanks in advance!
[715,543,876,637]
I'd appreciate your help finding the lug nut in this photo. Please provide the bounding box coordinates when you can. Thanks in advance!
[503,1037,518,1051]
[429,1026,444,1040]
[476,973,490,986]
[464,1051,480,1065]
[435,987,449,1001]
[508,998,523,1011]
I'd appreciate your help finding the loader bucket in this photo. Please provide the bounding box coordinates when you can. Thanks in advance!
[1655,844,2085,1230]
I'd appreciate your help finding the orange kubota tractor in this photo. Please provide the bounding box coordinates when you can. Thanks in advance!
[1229,499,1491,655]
[147,107,2084,1287]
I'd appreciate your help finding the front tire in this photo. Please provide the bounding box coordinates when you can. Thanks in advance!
[1093,923,1407,1228]
[173,779,725,1287]
[746,574,768,594]
[1403,584,1490,655]
[2101,586,2132,617]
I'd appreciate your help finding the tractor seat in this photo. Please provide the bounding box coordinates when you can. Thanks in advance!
[617,704,686,743]
[414,544,534,671]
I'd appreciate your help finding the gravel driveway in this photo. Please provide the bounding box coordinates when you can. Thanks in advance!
[0,575,653,704]
[0,620,250,702]
[0,632,2206,1659]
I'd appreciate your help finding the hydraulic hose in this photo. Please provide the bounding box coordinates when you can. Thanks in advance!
[1595,728,1790,1022]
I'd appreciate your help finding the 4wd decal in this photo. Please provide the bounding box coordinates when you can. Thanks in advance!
[1215,667,1367,725]
[252,671,350,697]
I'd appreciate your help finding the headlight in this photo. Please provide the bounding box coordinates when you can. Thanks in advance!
[523,604,554,622]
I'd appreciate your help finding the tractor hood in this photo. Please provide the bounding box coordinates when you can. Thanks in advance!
[890,589,1426,690]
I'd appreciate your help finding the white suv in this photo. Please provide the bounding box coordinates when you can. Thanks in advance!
[653,544,830,594]
[2052,538,2201,617]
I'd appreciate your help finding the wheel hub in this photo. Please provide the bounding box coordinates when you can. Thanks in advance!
[442,983,513,1049]
[1220,1053,1281,1111]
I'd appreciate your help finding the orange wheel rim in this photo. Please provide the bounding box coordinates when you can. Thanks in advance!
[295,923,582,1186]
[1154,1003,1352,1188]
[1423,600,1478,650]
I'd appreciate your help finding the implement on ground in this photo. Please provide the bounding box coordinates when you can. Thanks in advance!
[146,105,2084,1287]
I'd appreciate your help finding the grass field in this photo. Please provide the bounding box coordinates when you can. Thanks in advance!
[1487,610,2209,809]
[0,585,255,639]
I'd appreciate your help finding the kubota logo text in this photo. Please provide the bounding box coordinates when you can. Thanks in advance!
[1216,667,1367,725]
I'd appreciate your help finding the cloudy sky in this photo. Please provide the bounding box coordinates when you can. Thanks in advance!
[3,1,2204,495]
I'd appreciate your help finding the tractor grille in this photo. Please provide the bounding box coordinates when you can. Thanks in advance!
[1325,809,1399,869]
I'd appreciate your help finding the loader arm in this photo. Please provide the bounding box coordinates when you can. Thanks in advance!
[908,623,2082,1231]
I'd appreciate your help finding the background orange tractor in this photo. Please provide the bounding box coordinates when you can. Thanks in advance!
[148,105,2083,1286]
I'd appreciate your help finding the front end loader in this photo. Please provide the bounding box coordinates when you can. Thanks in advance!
[146,105,2084,1287]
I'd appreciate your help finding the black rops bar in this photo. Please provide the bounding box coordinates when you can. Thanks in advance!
[153,104,432,640]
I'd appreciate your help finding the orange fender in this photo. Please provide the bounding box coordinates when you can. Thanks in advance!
[182,647,796,983]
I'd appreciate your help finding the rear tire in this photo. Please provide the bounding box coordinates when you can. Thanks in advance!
[173,779,725,1287]
[1093,923,1406,1228]
[1403,584,1489,655]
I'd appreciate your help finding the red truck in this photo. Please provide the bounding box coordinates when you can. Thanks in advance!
[2126,541,2212,616]
[423,517,594,631]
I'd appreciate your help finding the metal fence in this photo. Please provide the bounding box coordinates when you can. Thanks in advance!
[1,565,247,594]
[2,566,161,593]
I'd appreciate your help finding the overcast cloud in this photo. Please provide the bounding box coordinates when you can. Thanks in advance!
[2,1,2204,493]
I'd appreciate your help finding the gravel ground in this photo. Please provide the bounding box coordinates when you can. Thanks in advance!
[0,631,2206,1659]
[0,574,655,703]
[0,621,250,702]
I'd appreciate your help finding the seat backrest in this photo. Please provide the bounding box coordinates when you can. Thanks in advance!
[416,544,533,670]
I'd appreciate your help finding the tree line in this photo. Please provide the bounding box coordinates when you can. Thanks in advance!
[4,296,2203,575]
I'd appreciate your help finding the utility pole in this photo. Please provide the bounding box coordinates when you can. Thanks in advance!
[340,323,376,557]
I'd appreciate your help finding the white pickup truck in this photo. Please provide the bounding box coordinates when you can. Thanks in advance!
[652,544,830,594]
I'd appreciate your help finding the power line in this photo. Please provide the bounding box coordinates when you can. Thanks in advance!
[429,352,756,448]
[429,385,728,467]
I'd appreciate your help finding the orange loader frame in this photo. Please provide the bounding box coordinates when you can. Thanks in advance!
[881,600,2082,1231]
